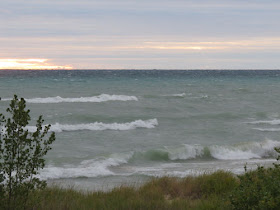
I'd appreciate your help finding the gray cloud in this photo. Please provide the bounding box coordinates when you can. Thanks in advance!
[1,0,280,69]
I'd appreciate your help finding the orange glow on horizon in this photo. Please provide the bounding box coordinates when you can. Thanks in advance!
[132,38,280,51]
[0,59,72,70]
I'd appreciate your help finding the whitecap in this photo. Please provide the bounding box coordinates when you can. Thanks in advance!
[247,119,280,125]
[26,119,158,132]
[253,128,280,132]
[0,94,138,103]
[163,93,186,97]
[165,144,204,160]
[209,146,260,160]
[209,139,280,160]
[39,152,133,180]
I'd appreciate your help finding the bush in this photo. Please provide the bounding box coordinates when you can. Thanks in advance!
[0,95,55,210]
[230,153,280,209]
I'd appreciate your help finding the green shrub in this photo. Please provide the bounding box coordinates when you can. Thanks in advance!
[0,95,55,210]
[230,153,280,209]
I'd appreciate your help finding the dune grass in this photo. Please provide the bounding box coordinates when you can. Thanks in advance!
[23,170,238,210]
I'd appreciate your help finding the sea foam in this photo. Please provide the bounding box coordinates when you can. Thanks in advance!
[1,94,138,103]
[162,93,186,97]
[39,152,133,179]
[247,119,280,125]
[253,128,280,132]
[139,139,280,161]
[209,139,280,160]
[247,119,280,132]
[39,139,280,179]
[165,144,204,160]
[26,119,158,132]
[209,146,261,160]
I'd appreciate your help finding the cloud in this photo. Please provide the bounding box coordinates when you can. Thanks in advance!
[1,36,280,69]
[1,0,280,69]
[0,59,72,70]
[1,0,280,38]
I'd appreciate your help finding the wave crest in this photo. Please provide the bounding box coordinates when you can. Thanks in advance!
[1,94,138,103]
[39,139,280,179]
[136,139,280,161]
[253,128,280,132]
[26,119,158,132]
[39,152,133,179]
[247,119,280,125]
[165,144,204,160]
[162,93,186,97]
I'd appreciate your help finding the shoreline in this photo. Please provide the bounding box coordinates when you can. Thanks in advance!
[29,170,238,209]
[43,157,276,192]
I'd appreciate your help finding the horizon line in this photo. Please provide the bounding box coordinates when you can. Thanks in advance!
[0,69,280,71]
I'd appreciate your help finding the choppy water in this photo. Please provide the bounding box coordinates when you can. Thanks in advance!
[1,70,280,191]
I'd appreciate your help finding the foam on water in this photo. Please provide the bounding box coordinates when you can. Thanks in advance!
[137,139,280,161]
[253,128,280,132]
[172,93,186,97]
[248,119,280,132]
[39,152,133,179]
[165,144,204,160]
[190,94,209,99]
[2,70,280,188]
[209,139,280,160]
[134,158,277,178]
[37,140,280,180]
[247,119,280,125]
[136,167,203,178]
[26,119,158,132]
[162,93,186,97]
[1,94,138,103]
[209,146,261,160]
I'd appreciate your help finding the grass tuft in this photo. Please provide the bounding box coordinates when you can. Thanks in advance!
[18,170,238,210]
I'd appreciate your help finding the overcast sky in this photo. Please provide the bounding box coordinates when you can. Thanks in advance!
[1,0,280,69]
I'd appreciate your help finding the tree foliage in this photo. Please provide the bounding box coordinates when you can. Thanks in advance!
[0,95,55,210]
[230,149,280,210]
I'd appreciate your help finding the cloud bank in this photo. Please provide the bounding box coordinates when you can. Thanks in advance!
[1,0,280,69]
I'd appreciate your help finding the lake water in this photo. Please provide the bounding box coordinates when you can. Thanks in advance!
[1,70,280,191]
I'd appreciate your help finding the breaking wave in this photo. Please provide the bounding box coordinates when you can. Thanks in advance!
[247,119,280,125]
[135,139,280,161]
[1,94,138,103]
[165,144,204,160]
[39,152,133,179]
[162,93,186,97]
[39,139,280,179]
[253,128,280,132]
[248,119,280,132]
[26,119,158,132]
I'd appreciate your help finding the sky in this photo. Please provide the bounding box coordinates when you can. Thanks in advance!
[1,0,280,70]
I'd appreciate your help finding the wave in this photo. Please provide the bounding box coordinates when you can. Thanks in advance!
[1,94,138,103]
[209,146,261,160]
[39,139,280,179]
[165,144,204,160]
[26,119,158,132]
[39,152,133,179]
[247,119,280,125]
[209,139,280,160]
[134,139,280,161]
[162,93,186,97]
[190,94,209,99]
[253,128,280,132]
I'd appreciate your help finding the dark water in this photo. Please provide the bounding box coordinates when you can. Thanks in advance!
[1,70,280,191]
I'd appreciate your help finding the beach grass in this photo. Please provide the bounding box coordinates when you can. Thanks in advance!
[23,170,238,210]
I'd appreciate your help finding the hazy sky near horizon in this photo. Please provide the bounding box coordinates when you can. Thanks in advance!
[1,0,280,69]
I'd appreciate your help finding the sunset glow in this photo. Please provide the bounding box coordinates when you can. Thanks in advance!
[1,0,280,69]
[134,39,280,51]
[0,59,72,70]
